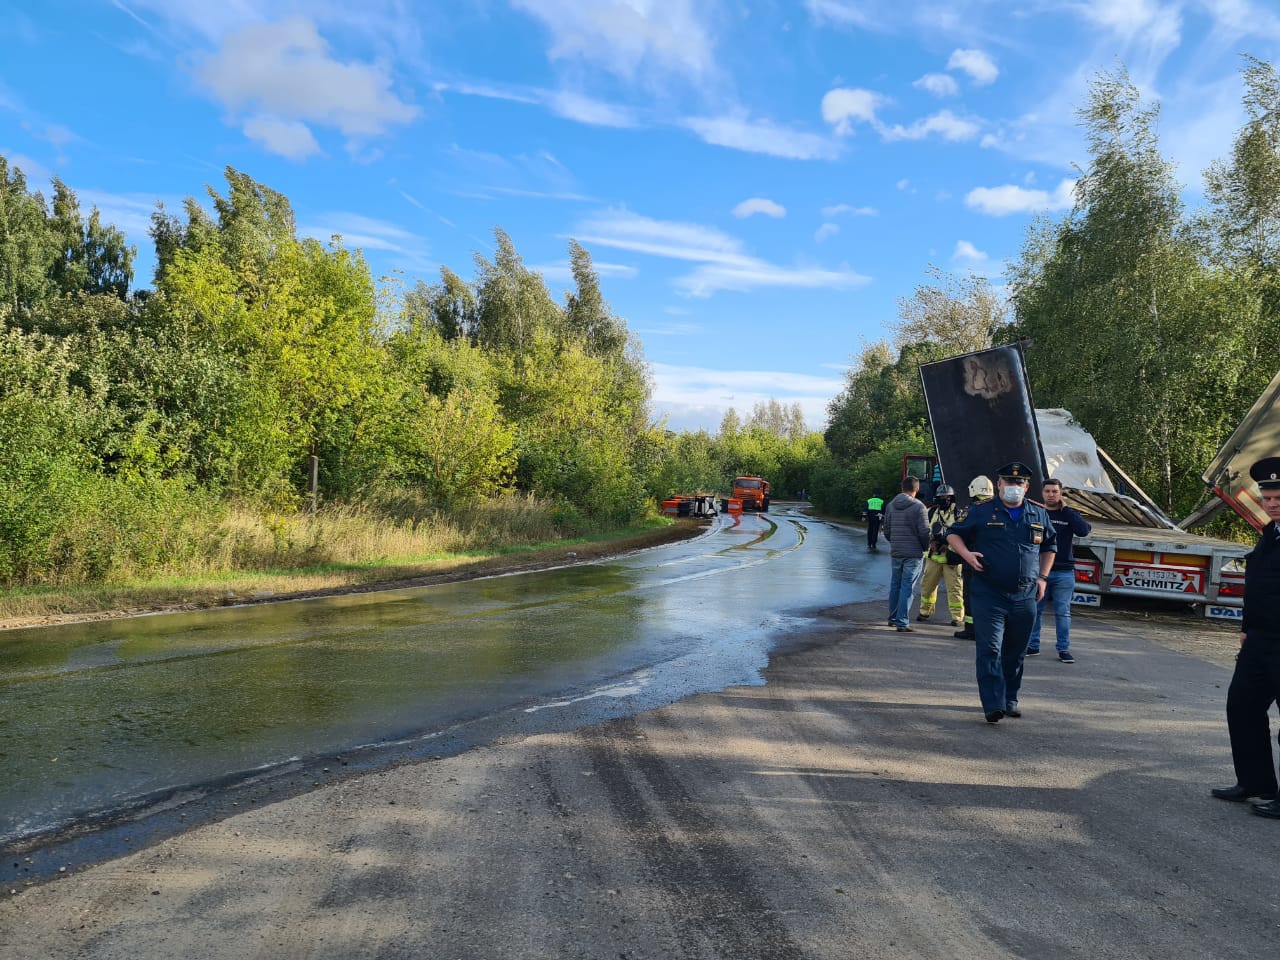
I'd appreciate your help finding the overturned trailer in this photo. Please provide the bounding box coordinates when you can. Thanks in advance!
[918,345,1274,620]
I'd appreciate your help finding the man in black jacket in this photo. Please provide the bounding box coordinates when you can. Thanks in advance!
[1026,479,1091,663]
[1212,456,1280,817]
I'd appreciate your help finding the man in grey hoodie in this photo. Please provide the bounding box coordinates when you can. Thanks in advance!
[883,476,931,631]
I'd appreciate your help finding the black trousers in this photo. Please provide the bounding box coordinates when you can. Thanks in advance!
[867,515,881,547]
[1226,640,1280,794]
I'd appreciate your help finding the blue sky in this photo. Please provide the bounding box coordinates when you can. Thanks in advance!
[3,2,1279,433]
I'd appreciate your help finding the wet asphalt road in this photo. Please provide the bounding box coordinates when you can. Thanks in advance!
[3,567,1278,959]
[0,507,880,861]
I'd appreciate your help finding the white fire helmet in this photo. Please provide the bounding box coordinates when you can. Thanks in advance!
[968,475,994,499]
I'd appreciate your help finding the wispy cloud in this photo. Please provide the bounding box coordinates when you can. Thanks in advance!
[815,223,839,242]
[575,209,870,297]
[532,260,639,284]
[732,197,787,218]
[682,115,839,160]
[434,79,639,129]
[675,261,869,298]
[803,0,882,30]
[510,0,716,82]
[299,211,433,271]
[1,150,51,184]
[822,203,878,217]
[965,178,1078,215]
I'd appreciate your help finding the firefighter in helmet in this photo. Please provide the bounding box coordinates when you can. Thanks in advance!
[918,483,963,625]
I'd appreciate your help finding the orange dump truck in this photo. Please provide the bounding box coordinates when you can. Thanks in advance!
[731,476,770,512]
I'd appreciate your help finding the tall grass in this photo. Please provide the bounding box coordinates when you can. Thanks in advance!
[0,489,671,624]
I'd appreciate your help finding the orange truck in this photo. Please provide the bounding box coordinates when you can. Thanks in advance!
[731,476,770,512]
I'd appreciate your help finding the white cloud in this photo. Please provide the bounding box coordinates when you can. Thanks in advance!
[965,178,1078,215]
[733,197,787,218]
[576,209,750,265]
[242,115,321,160]
[803,0,880,30]
[815,223,839,242]
[436,79,635,130]
[649,362,842,433]
[821,203,877,217]
[510,0,715,81]
[952,240,989,265]
[881,109,980,142]
[675,260,868,297]
[683,115,838,160]
[914,72,959,97]
[546,89,639,128]
[947,48,998,85]
[896,178,911,190]
[821,87,887,136]
[1072,0,1181,44]
[198,16,417,157]
[574,208,869,297]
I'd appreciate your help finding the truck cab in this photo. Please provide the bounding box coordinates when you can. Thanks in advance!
[732,476,770,512]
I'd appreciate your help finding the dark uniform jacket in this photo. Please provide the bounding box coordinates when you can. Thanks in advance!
[947,499,1057,598]
[1243,521,1280,644]
[1045,505,1091,572]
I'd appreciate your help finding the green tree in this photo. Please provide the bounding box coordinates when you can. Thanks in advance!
[892,265,1006,353]
[47,179,133,300]
[1202,55,1280,271]
[1011,66,1255,514]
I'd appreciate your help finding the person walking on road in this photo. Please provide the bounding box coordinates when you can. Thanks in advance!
[953,476,994,640]
[1026,478,1091,663]
[946,461,1057,724]
[883,477,929,633]
[918,484,964,626]
[865,490,885,550]
[1213,456,1280,817]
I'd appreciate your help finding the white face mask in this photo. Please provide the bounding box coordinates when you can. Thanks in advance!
[1000,484,1026,505]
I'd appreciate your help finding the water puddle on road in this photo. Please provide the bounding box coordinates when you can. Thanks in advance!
[0,512,884,865]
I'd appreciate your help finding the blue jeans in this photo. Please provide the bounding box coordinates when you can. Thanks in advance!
[1029,569,1075,652]
[888,556,924,628]
[970,579,1037,713]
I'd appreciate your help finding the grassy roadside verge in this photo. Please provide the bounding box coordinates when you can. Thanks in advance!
[0,519,708,632]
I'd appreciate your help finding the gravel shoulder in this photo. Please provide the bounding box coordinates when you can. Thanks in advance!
[3,599,1275,960]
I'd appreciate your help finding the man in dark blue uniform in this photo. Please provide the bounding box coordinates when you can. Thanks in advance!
[1212,456,1280,817]
[947,461,1057,724]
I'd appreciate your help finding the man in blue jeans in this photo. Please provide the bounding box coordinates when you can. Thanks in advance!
[1027,478,1091,663]
[883,476,930,632]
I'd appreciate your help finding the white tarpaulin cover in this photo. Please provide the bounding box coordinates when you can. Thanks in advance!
[1035,408,1116,493]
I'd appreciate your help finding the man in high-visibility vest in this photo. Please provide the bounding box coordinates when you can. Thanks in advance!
[865,490,885,550]
[917,484,963,625]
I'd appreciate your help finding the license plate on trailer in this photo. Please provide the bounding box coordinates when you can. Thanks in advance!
[1071,592,1100,606]
[1206,605,1243,620]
